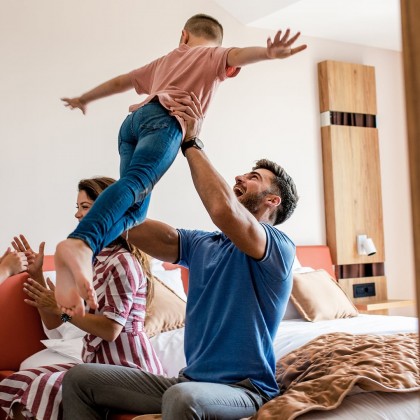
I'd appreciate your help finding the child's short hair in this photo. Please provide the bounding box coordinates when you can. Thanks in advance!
[184,14,223,44]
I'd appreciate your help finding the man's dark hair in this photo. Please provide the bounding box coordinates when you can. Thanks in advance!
[253,159,299,225]
[184,14,223,44]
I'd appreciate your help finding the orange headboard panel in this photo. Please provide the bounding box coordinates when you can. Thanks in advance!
[162,262,189,293]
[43,255,55,271]
[296,245,335,279]
[44,245,335,293]
[42,256,190,292]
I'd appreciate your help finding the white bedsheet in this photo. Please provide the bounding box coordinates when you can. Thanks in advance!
[273,314,418,360]
[299,390,420,420]
[150,314,419,378]
[20,314,419,418]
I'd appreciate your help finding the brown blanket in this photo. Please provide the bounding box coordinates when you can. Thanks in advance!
[252,332,420,419]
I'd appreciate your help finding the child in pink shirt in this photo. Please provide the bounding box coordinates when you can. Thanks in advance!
[57,14,306,315]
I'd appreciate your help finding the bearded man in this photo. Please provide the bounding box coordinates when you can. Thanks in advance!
[62,95,299,419]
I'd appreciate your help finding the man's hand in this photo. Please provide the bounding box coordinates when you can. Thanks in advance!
[169,93,204,141]
[23,277,61,315]
[61,97,87,114]
[266,29,307,59]
[12,234,45,279]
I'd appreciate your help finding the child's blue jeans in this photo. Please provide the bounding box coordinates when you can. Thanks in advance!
[68,101,182,255]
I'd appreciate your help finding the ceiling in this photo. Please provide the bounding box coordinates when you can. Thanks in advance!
[214,0,402,51]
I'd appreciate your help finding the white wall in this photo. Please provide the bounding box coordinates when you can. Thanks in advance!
[0,0,415,315]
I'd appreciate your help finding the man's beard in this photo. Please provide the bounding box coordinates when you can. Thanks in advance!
[239,191,270,215]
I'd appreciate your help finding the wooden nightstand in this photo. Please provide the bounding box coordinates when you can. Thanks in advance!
[338,276,414,315]
[354,299,414,315]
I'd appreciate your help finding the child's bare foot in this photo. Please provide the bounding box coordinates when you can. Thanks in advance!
[54,238,97,315]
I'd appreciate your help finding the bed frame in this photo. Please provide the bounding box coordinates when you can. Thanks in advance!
[161,245,336,294]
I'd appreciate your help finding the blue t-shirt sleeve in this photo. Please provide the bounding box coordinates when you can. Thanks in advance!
[257,223,296,282]
[176,228,209,268]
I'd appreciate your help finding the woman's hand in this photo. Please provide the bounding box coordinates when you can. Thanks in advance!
[12,234,45,279]
[0,248,28,276]
[23,277,61,316]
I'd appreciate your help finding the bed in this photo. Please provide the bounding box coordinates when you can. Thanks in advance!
[147,245,419,419]
[10,246,420,419]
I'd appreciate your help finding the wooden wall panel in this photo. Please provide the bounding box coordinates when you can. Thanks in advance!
[322,125,385,265]
[318,61,377,115]
[401,0,420,327]
[339,276,387,302]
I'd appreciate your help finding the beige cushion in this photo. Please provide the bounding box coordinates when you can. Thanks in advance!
[290,269,358,322]
[144,277,186,337]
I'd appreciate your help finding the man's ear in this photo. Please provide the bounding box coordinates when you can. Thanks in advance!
[180,29,189,45]
[266,194,281,208]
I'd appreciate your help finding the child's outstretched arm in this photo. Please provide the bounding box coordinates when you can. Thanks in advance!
[61,73,132,114]
[227,29,307,68]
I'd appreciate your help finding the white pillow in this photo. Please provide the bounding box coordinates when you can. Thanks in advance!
[283,265,315,320]
[293,266,316,274]
[151,259,187,301]
[150,258,164,272]
[150,328,186,377]
[41,337,83,362]
[43,321,85,340]
[282,299,302,320]
[20,348,78,370]
[292,256,302,271]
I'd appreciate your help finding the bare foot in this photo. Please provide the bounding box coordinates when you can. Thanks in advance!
[54,238,97,315]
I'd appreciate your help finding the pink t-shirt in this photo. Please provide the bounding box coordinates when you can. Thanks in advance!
[129,44,240,137]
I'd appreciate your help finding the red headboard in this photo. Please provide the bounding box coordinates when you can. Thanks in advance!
[163,245,335,293]
[162,262,189,293]
[43,245,335,295]
[43,255,55,271]
[296,245,335,279]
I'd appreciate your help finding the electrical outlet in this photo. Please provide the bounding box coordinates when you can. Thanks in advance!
[353,282,376,298]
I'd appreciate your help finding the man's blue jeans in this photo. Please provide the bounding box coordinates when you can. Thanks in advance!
[62,364,266,419]
[69,102,182,255]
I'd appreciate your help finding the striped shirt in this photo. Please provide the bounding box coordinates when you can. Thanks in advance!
[0,244,163,420]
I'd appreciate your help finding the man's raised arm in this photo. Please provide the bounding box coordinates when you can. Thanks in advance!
[170,94,268,260]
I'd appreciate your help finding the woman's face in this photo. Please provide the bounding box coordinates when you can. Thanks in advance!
[75,190,94,221]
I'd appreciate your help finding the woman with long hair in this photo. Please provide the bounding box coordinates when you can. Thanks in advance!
[0,177,163,420]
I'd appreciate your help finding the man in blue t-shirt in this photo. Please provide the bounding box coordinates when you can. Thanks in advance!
[62,95,299,419]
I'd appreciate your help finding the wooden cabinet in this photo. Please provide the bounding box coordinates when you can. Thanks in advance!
[318,60,412,314]
[318,60,384,266]
[321,125,384,265]
[318,60,377,114]
[338,276,413,315]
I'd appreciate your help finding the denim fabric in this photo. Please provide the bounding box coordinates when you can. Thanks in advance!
[69,102,182,255]
[62,364,265,420]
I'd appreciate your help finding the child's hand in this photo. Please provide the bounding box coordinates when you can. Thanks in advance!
[266,29,307,59]
[61,97,87,114]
